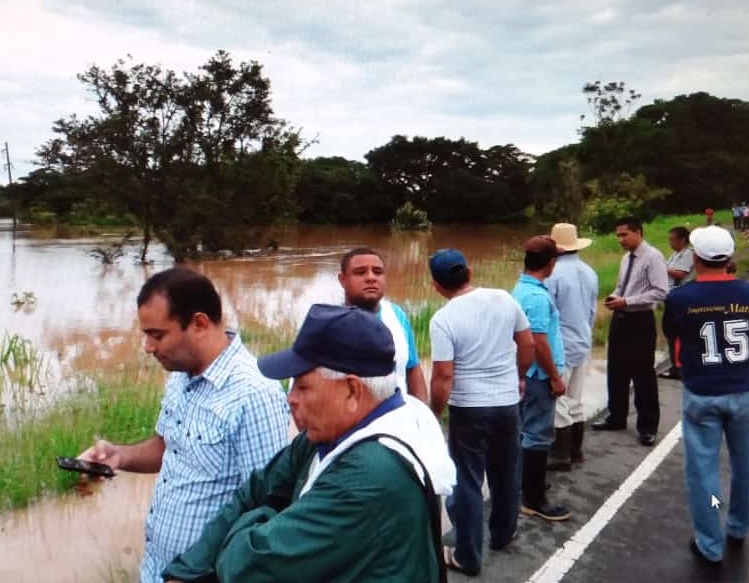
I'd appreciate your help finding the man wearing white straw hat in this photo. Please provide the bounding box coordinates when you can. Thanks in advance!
[545,223,598,470]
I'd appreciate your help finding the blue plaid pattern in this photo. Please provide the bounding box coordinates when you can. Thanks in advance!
[140,332,289,583]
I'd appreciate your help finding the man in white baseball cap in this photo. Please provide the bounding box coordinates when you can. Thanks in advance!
[690,224,735,262]
[663,225,749,566]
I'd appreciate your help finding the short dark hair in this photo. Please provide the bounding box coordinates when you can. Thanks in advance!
[615,216,643,234]
[695,255,731,269]
[523,235,561,271]
[524,252,555,271]
[137,268,222,329]
[669,226,690,241]
[340,247,384,273]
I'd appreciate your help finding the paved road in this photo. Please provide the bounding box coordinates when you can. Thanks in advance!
[443,373,749,583]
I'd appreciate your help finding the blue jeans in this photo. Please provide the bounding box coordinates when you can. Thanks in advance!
[683,388,749,561]
[446,404,520,572]
[520,375,556,450]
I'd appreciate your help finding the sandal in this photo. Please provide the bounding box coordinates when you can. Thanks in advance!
[443,546,479,577]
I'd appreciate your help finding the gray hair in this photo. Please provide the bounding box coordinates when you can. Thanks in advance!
[319,367,397,402]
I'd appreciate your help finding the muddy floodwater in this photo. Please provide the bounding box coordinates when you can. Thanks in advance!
[1,218,610,581]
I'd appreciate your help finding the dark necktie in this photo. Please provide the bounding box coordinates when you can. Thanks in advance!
[620,252,636,295]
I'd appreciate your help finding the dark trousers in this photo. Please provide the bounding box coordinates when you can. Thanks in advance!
[446,404,520,571]
[666,335,678,373]
[606,311,660,434]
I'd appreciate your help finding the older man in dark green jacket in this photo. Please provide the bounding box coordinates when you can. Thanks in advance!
[163,304,455,583]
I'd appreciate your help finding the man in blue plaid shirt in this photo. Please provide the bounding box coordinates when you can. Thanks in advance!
[79,268,289,583]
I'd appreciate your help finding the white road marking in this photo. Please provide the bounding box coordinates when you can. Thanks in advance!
[526,421,683,583]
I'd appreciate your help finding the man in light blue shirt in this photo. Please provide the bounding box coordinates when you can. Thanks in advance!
[512,236,570,522]
[78,268,289,583]
[544,223,599,470]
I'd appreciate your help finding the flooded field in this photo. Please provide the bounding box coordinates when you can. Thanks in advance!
[1,218,537,581]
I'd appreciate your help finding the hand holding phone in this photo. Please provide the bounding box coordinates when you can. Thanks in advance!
[56,456,115,478]
[78,439,122,470]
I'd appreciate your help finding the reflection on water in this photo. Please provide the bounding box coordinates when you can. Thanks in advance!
[0,473,153,582]
[0,218,534,581]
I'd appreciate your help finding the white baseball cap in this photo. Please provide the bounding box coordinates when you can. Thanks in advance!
[690,226,735,261]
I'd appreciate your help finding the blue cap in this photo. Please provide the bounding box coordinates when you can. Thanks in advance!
[429,248,468,288]
[257,304,396,379]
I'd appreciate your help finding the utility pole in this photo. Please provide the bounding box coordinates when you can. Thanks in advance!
[2,142,15,231]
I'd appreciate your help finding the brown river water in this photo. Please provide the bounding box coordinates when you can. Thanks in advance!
[1,218,541,581]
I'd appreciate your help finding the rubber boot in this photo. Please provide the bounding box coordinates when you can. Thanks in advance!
[571,422,585,464]
[521,449,571,522]
[547,426,572,471]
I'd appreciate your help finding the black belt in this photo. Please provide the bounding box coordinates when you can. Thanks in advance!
[613,310,654,319]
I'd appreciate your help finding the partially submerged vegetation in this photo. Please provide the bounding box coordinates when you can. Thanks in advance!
[1,333,48,399]
[0,355,163,511]
[10,291,37,310]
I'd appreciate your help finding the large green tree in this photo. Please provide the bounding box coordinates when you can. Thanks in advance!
[37,51,302,260]
[294,157,375,223]
[365,136,533,223]
[532,84,749,222]
[634,92,749,211]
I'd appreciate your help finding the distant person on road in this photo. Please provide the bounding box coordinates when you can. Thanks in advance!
[428,249,534,575]
[663,226,749,566]
[162,304,456,583]
[339,247,428,402]
[78,268,289,583]
[731,203,742,231]
[659,226,694,381]
[544,224,598,471]
[512,236,571,521]
[593,216,668,447]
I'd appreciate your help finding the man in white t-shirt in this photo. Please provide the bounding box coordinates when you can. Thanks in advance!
[428,248,534,577]
[338,247,427,402]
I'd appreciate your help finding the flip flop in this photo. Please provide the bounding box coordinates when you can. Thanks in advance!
[443,546,479,577]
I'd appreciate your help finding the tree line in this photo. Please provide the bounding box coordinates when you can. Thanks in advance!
[1,53,748,259]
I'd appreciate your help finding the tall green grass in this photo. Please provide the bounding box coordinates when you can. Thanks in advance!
[0,368,163,511]
[240,324,294,357]
[1,333,48,397]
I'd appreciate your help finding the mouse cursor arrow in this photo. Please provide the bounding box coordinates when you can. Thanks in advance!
[711,495,721,509]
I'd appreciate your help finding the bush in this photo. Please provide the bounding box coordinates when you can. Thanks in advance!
[28,206,58,226]
[391,201,431,231]
[580,173,670,233]
[580,196,641,234]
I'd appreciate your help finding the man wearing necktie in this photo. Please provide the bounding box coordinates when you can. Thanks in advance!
[593,216,669,446]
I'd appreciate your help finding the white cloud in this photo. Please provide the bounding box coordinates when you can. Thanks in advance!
[1,0,748,181]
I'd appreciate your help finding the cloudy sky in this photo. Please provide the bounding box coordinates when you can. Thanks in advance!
[1,0,747,180]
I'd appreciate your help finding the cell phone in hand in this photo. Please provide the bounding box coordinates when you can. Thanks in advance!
[56,456,115,478]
